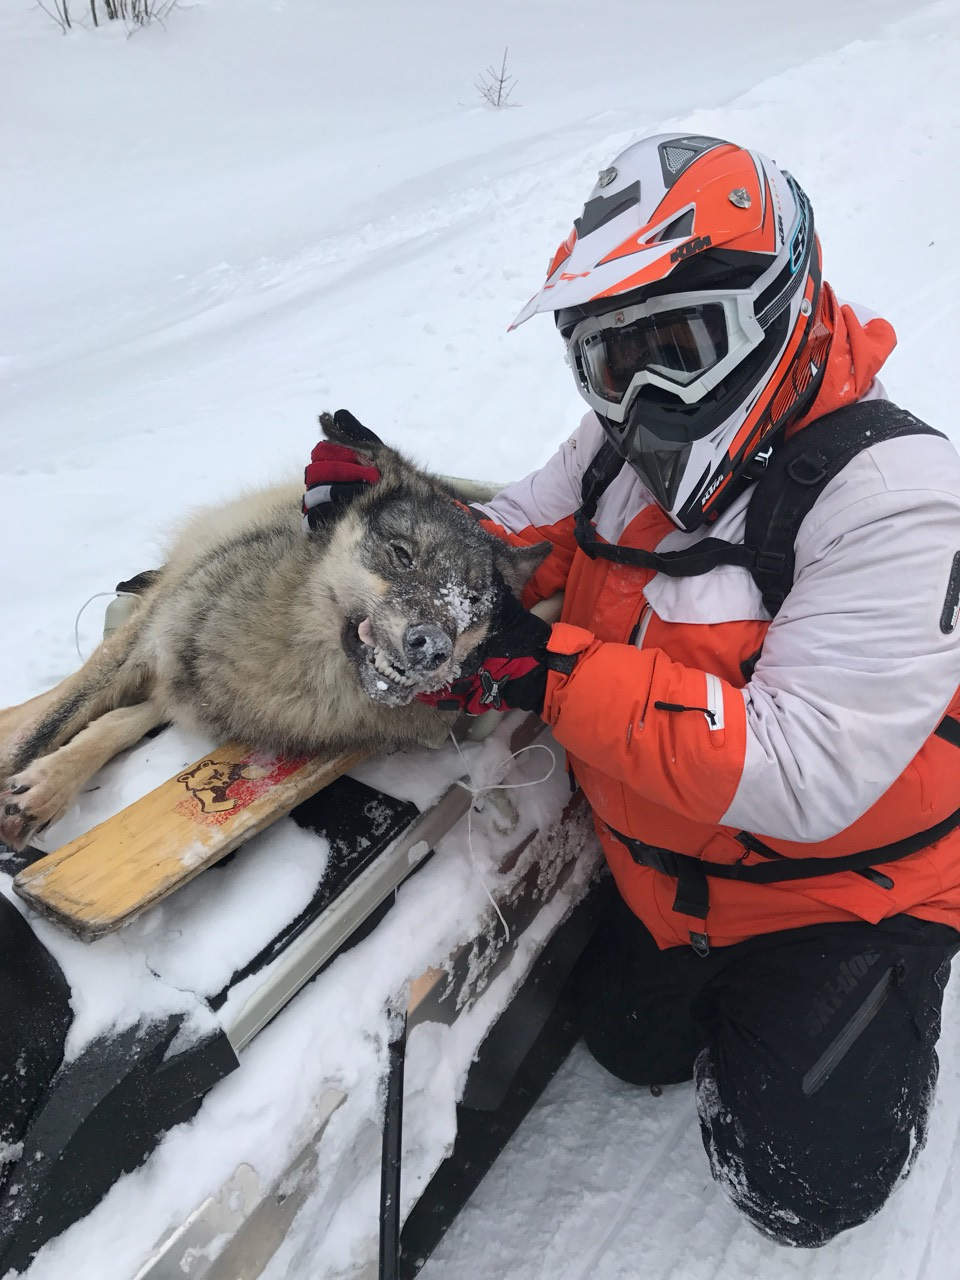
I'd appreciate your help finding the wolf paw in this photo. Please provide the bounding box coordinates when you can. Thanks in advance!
[0,763,66,852]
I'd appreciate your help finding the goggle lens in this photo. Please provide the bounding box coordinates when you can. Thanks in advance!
[576,303,729,404]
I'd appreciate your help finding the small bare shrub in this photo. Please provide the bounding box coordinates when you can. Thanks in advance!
[102,0,178,24]
[36,0,73,30]
[38,0,177,31]
[475,48,518,109]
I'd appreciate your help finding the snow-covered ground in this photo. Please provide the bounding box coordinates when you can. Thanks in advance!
[3,0,960,1276]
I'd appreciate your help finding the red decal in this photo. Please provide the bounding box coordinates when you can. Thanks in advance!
[175,753,309,826]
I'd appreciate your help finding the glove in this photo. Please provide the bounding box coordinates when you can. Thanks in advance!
[418,583,560,716]
[302,411,381,531]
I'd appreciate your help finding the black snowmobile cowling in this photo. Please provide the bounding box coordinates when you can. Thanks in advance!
[0,712,603,1279]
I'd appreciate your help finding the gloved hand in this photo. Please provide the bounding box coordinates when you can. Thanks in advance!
[302,410,381,531]
[418,582,561,716]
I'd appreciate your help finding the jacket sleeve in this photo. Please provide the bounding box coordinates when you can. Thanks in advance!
[542,435,960,843]
[473,413,603,606]
[542,623,749,826]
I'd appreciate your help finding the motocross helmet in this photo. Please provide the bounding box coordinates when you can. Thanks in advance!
[511,134,825,530]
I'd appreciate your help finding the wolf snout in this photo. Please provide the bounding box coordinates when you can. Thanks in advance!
[403,623,453,672]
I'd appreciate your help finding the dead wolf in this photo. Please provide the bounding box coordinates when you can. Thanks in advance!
[0,413,548,851]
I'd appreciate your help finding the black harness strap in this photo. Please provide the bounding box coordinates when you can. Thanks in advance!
[732,810,960,880]
[573,401,945,614]
[610,814,960,890]
[574,439,759,574]
[743,401,945,615]
[573,442,632,563]
[610,791,960,954]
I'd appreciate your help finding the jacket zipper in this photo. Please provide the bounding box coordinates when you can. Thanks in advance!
[631,604,653,650]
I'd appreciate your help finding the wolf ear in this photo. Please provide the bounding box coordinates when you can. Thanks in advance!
[492,539,552,597]
[319,409,386,451]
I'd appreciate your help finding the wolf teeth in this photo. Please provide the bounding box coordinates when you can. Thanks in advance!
[372,646,415,687]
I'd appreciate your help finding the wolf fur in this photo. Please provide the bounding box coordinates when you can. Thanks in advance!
[0,415,548,852]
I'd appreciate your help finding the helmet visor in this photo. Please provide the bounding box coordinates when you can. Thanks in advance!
[566,290,765,426]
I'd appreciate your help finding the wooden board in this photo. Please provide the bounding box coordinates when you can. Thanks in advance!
[12,742,366,941]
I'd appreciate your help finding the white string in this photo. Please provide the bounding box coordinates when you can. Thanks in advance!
[73,592,124,661]
[448,729,558,944]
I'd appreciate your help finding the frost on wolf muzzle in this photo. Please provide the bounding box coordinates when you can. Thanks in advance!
[342,585,487,708]
[336,528,552,708]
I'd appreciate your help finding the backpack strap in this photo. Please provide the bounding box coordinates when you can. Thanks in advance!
[744,400,945,615]
[573,401,944,611]
[608,801,960,955]
[574,439,759,574]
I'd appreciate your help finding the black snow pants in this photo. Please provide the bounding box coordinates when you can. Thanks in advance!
[572,890,960,1247]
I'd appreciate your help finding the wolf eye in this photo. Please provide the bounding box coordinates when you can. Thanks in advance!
[391,542,414,570]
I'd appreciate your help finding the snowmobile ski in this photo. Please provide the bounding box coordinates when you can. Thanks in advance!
[12,741,368,940]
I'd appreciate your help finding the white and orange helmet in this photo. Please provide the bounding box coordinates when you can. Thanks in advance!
[512,134,825,530]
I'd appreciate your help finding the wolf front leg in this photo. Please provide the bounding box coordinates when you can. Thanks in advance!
[0,700,166,850]
[0,683,78,779]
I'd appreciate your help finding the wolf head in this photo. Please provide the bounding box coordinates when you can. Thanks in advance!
[305,412,550,707]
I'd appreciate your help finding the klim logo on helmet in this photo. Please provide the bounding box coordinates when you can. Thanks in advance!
[669,235,712,265]
[790,218,808,274]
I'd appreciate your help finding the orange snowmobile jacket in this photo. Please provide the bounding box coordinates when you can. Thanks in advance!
[479,287,960,950]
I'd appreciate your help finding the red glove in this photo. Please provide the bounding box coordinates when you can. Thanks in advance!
[302,414,381,531]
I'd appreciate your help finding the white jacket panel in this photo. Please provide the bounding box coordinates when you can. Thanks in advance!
[724,433,960,840]
[479,405,960,844]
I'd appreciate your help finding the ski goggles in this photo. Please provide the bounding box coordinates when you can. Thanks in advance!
[563,176,814,427]
[564,290,766,425]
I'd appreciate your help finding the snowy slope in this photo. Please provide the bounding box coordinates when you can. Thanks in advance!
[2,0,960,1276]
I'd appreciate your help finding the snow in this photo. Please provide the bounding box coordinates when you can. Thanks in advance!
[2,0,960,1277]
